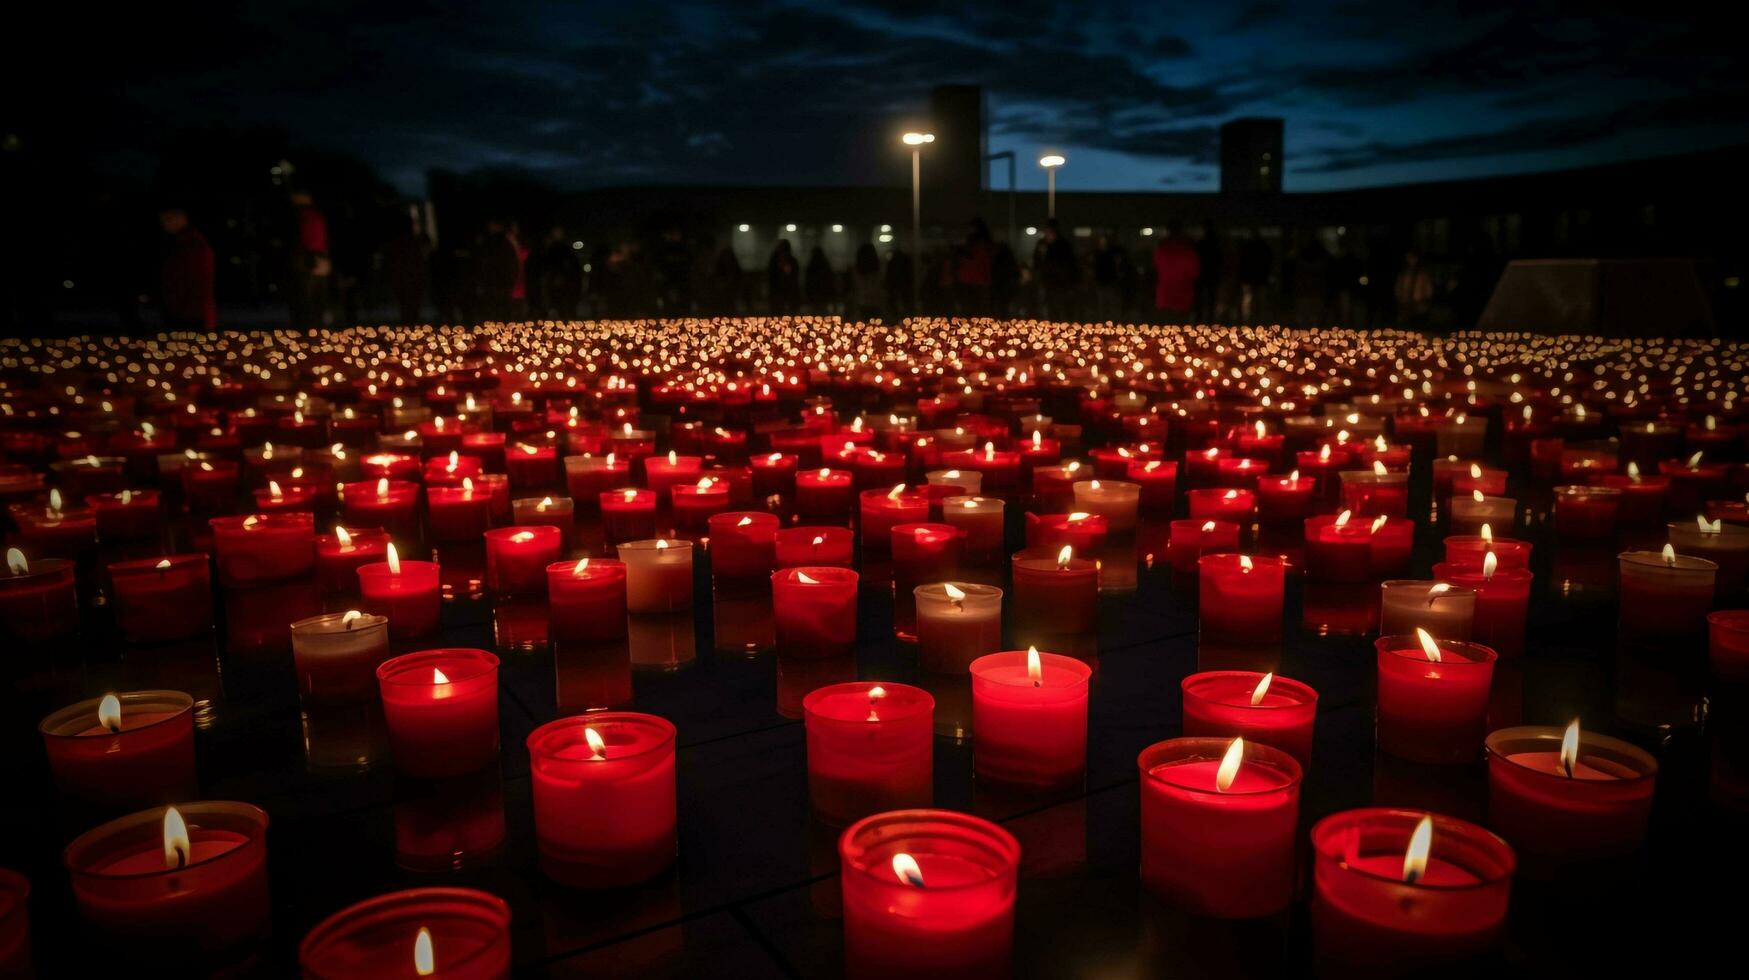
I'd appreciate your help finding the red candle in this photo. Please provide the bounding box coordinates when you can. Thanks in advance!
[1376,632,1497,764]
[107,554,213,643]
[181,458,240,513]
[1214,456,1268,489]
[1310,809,1514,973]
[804,681,933,826]
[1551,484,1621,539]
[1442,531,1531,571]
[795,467,854,518]
[915,582,1003,674]
[1029,460,1087,512]
[860,485,931,550]
[970,649,1091,791]
[1198,554,1286,645]
[0,551,79,642]
[377,648,500,779]
[547,558,628,643]
[1485,721,1656,874]
[208,512,315,588]
[40,691,197,809]
[360,452,421,483]
[775,525,855,569]
[1710,610,1749,688]
[670,477,730,533]
[1256,470,1316,523]
[299,887,511,980]
[1595,469,1670,523]
[707,511,778,586]
[512,495,574,549]
[528,713,676,887]
[1122,458,1178,510]
[64,802,271,969]
[341,478,422,543]
[599,488,658,544]
[838,810,1019,979]
[426,480,494,543]
[1167,519,1239,575]
[357,545,442,638]
[1139,737,1302,918]
[1009,546,1099,637]
[1340,468,1409,518]
[484,525,561,595]
[1303,512,1369,583]
[10,496,98,557]
[643,451,702,502]
[252,479,317,514]
[315,525,388,592]
[505,441,560,492]
[1618,547,1716,640]
[1430,559,1533,658]
[749,451,799,500]
[86,488,163,541]
[1025,511,1107,554]
[772,566,860,658]
[1181,670,1318,766]
[563,452,629,509]
[291,610,390,706]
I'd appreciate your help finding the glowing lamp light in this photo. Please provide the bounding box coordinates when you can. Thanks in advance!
[901,132,934,146]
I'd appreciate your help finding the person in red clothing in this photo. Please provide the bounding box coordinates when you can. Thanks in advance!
[289,190,332,329]
[158,207,216,330]
[1152,226,1201,323]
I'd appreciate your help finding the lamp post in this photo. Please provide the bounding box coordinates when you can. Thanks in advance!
[903,132,934,313]
[1039,154,1065,220]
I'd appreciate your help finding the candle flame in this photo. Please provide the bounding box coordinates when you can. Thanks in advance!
[269,480,284,500]
[1699,515,1722,533]
[1215,737,1244,792]
[585,726,607,760]
[811,534,825,547]
[1372,460,1388,476]
[1200,520,1217,532]
[656,538,670,551]
[869,685,887,701]
[1068,512,1090,521]
[1469,463,1482,479]
[1368,514,1387,534]
[1334,510,1352,528]
[1560,719,1581,778]
[242,515,259,528]
[447,450,459,471]
[1289,469,1300,482]
[432,667,450,685]
[695,477,714,491]
[1027,645,1042,686]
[1032,430,1043,447]
[1416,627,1442,663]
[386,543,402,574]
[510,531,535,544]
[1239,555,1254,573]
[624,489,638,502]
[945,470,961,479]
[98,693,122,732]
[6,548,26,575]
[1223,489,1238,500]
[736,515,753,528]
[797,571,820,584]
[376,477,390,499]
[1687,451,1703,470]
[342,609,363,628]
[892,853,926,888]
[1319,444,1331,461]
[818,468,830,478]
[1056,544,1074,569]
[1468,489,1484,504]
[155,558,172,569]
[1480,523,1493,543]
[163,805,190,869]
[1254,420,1266,439]
[1662,543,1676,566]
[1427,583,1453,605]
[48,488,63,514]
[1482,550,1498,581]
[888,483,906,500]
[1250,673,1272,706]
[1402,815,1434,884]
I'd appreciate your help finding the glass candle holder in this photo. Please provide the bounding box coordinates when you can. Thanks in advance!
[527,712,677,888]
[1169,519,1240,576]
[1449,494,1516,537]
[1442,534,1531,571]
[1009,547,1099,637]
[1139,737,1302,918]
[914,582,1003,674]
[940,495,1005,559]
[64,801,271,970]
[377,649,500,779]
[1378,579,1477,640]
[484,525,562,595]
[772,566,859,659]
[40,690,197,810]
[775,525,855,569]
[208,512,316,588]
[860,488,931,550]
[1310,808,1514,974]
[1484,725,1657,874]
[291,611,390,707]
[1375,636,1497,764]
[1181,670,1318,766]
[707,511,779,585]
[1198,554,1286,645]
[107,554,213,644]
[356,556,442,639]
[1710,610,1749,688]
[0,867,28,977]
[838,809,1020,979]
[1617,549,1717,640]
[299,887,511,980]
[970,650,1091,792]
[1428,562,1533,659]
[513,495,575,551]
[1340,470,1409,518]
[1669,519,1749,600]
[618,538,694,613]
[1070,479,1140,534]
[316,525,389,593]
[1551,485,1621,540]
[804,681,933,827]
[547,558,628,644]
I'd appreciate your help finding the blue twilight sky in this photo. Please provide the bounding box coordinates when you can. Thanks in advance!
[38,0,1748,195]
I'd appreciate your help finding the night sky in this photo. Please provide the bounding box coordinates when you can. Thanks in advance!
[38,0,1748,195]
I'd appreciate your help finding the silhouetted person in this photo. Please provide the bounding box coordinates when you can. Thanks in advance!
[767,240,800,314]
[534,227,583,318]
[507,221,530,318]
[708,244,743,313]
[1033,220,1078,318]
[848,243,884,320]
[158,207,215,330]
[804,246,837,313]
[1238,235,1274,322]
[1196,225,1224,322]
[1152,227,1201,323]
[885,249,913,318]
[474,219,519,322]
[654,228,694,314]
[1289,235,1331,327]
[954,218,993,315]
[1093,235,1124,319]
[384,218,431,324]
[1394,250,1434,327]
[991,243,1020,317]
[288,190,332,329]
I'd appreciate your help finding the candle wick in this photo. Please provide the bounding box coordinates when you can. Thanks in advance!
[1402,865,1422,885]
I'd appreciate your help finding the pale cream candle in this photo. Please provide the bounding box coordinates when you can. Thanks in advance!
[942,495,1005,555]
[1071,479,1140,534]
[926,469,982,494]
[914,582,1003,674]
[1378,579,1477,640]
[618,538,694,613]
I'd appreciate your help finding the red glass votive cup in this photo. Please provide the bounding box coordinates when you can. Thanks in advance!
[1181,670,1318,767]
[1139,737,1302,918]
[1617,549,1716,641]
[804,682,934,827]
[484,525,561,595]
[316,525,389,593]
[208,512,315,588]
[378,649,500,779]
[1710,610,1749,688]
[291,611,390,707]
[40,690,197,810]
[838,809,1020,979]
[1429,561,1533,659]
[1197,553,1286,645]
[547,559,628,644]
[772,566,860,659]
[1310,808,1515,974]
[357,558,442,638]
[528,712,676,888]
[970,651,1091,792]
[64,801,271,969]
[1009,548,1099,636]
[775,525,855,568]
[1168,519,1239,575]
[1484,726,1657,874]
[1551,485,1621,540]
[0,868,28,977]
[299,887,511,980]
[599,488,658,544]
[707,511,779,584]
[1375,636,1497,764]
[0,556,79,642]
[107,554,213,643]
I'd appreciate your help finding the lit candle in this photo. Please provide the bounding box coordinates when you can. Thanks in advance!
[547,557,629,644]
[772,566,860,659]
[1071,479,1139,533]
[208,512,316,588]
[914,582,1003,674]
[483,525,562,595]
[1551,484,1622,540]
[1378,580,1476,640]
[1668,515,1749,600]
[356,543,443,639]
[527,713,677,887]
[670,476,730,533]
[941,495,1005,560]
[1255,469,1315,523]
[1168,519,1239,576]
[504,441,560,493]
[1181,670,1318,766]
[860,484,930,550]
[1485,720,1657,874]
[341,477,421,543]
[1375,630,1497,764]
[1618,544,1716,640]
[1310,809,1514,973]
[599,487,658,544]
[795,467,854,518]
[1139,737,1302,917]
[1198,554,1286,645]
[1709,610,1749,688]
[426,478,494,543]
[618,538,694,613]
[706,511,779,585]
[563,452,629,510]
[1448,489,1516,537]
[969,648,1091,791]
[1430,555,1533,658]
[106,554,213,643]
[291,610,390,706]
[299,888,511,980]
[804,682,933,826]
[1339,466,1409,518]
[1442,524,1531,571]
[377,648,501,779]
[1025,511,1108,554]
[315,524,388,593]
[838,810,1019,978]
[774,525,855,569]
[1302,511,1371,583]
[1009,544,1099,638]
[39,691,197,809]
[512,494,575,551]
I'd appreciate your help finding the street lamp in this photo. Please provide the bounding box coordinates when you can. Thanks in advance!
[903,132,934,312]
[1038,154,1065,219]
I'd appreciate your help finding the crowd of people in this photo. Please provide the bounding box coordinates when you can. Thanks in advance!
[154,195,1491,331]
